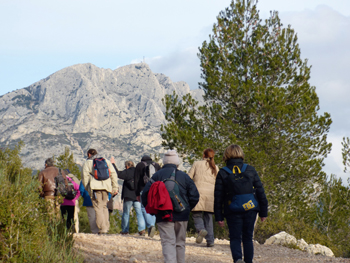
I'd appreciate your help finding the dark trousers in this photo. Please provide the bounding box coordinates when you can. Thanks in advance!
[60,205,75,230]
[226,210,258,263]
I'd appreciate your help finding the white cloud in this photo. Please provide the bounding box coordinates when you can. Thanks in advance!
[133,47,201,90]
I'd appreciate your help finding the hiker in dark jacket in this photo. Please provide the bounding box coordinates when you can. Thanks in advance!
[214,144,268,263]
[142,150,199,263]
[110,157,145,235]
[134,155,161,237]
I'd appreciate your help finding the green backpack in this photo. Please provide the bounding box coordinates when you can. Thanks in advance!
[163,169,189,213]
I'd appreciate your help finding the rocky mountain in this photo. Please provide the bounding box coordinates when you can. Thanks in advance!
[0,63,204,170]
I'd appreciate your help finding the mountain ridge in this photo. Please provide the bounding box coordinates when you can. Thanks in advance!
[0,63,203,170]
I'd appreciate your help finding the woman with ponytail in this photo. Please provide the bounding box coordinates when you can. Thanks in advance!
[188,148,219,247]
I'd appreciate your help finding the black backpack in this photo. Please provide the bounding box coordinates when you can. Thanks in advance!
[55,169,77,200]
[91,158,110,180]
[125,178,135,190]
[222,164,259,212]
[163,169,189,213]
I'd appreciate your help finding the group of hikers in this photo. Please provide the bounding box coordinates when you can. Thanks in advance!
[38,145,268,263]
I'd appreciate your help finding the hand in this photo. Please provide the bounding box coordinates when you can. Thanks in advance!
[260,217,267,222]
[110,156,115,164]
[218,221,225,227]
[136,196,141,202]
[112,190,118,196]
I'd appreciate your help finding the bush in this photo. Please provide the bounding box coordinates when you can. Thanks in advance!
[0,143,83,262]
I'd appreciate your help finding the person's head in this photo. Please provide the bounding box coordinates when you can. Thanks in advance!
[203,148,217,176]
[87,148,98,158]
[125,160,134,169]
[45,158,55,167]
[203,148,215,159]
[163,150,180,166]
[223,144,244,162]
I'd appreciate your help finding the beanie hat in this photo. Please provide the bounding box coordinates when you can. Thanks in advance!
[163,150,180,165]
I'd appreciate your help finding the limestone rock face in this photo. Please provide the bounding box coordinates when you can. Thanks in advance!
[0,63,204,170]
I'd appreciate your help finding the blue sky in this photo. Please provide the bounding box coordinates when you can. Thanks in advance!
[1,0,349,182]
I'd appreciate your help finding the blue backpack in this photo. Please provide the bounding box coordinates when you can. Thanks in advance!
[91,158,110,180]
[222,164,259,212]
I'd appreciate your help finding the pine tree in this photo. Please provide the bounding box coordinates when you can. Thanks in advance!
[341,137,350,173]
[161,0,332,214]
[55,146,81,179]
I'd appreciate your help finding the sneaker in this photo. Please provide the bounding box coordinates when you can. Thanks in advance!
[98,231,108,235]
[138,230,145,236]
[196,229,208,244]
[206,243,214,247]
[236,260,245,263]
[148,226,156,238]
[120,232,129,235]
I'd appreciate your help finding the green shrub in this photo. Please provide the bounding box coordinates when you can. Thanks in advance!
[0,143,83,262]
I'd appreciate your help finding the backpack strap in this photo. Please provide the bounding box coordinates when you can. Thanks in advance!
[241,164,248,173]
[222,164,248,174]
[222,166,232,174]
[170,169,176,180]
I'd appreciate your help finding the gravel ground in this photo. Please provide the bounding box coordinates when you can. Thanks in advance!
[74,233,350,263]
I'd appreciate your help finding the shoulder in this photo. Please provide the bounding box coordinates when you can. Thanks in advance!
[136,162,145,168]
[193,160,205,166]
[105,158,113,167]
[245,164,257,173]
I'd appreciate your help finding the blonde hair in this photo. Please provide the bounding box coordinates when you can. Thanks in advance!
[223,144,244,162]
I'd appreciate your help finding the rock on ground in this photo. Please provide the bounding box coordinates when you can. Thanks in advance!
[74,233,350,263]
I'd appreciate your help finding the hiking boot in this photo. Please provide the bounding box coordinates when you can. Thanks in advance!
[196,229,208,244]
[138,230,145,236]
[148,226,156,238]
[206,243,214,247]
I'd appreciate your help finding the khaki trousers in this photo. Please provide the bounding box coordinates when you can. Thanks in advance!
[91,190,109,233]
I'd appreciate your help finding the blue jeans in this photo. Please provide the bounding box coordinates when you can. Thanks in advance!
[141,203,156,228]
[226,210,258,263]
[121,200,145,233]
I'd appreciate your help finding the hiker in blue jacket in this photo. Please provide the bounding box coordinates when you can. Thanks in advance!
[79,182,99,234]
[142,150,199,263]
[214,144,268,263]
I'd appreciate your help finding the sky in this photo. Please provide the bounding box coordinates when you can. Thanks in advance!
[1,0,350,182]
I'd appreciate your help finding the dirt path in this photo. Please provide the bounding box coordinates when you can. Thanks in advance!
[74,233,350,263]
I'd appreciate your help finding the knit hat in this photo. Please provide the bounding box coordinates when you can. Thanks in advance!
[163,150,180,165]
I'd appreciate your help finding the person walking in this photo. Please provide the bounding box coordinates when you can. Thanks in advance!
[110,157,146,235]
[79,181,100,234]
[65,169,81,233]
[82,149,119,234]
[142,150,199,263]
[214,144,268,263]
[134,155,161,237]
[38,158,61,219]
[60,176,80,231]
[188,148,219,247]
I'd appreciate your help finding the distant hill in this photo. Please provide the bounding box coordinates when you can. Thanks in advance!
[0,63,203,170]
